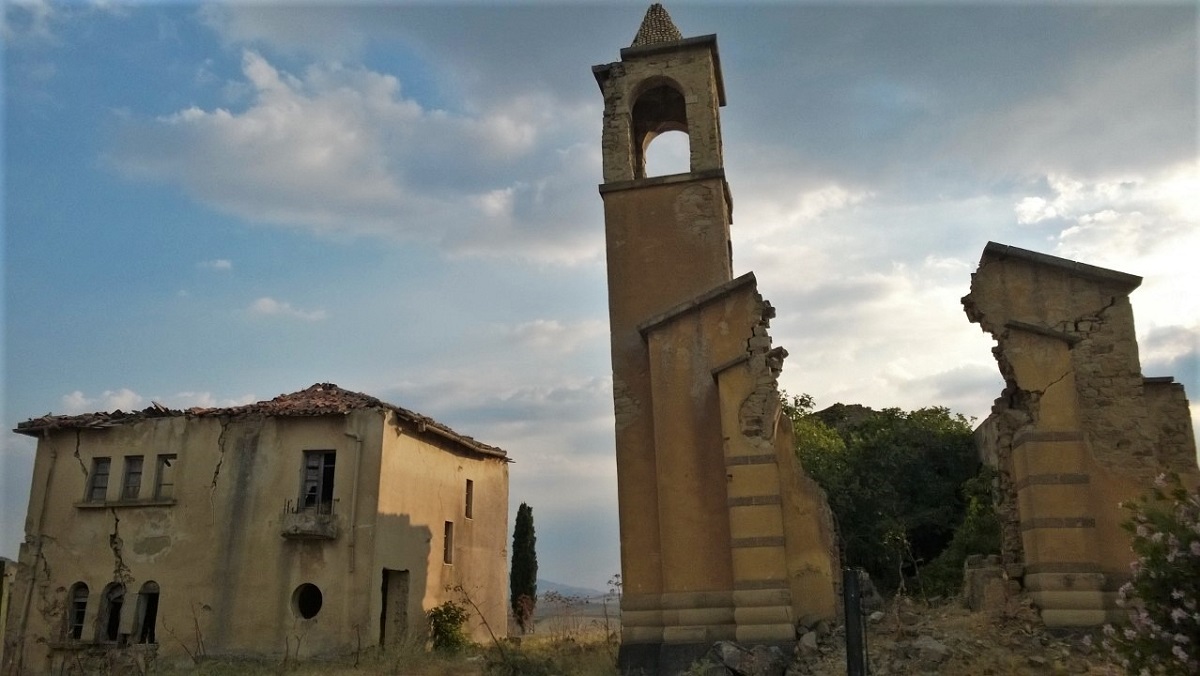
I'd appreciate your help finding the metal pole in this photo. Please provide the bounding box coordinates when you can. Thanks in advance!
[843,568,867,676]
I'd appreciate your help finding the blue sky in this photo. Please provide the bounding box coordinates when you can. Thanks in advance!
[4,1,1198,591]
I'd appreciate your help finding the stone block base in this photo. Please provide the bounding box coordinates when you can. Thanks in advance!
[618,640,796,676]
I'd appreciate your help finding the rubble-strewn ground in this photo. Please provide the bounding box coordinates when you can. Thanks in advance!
[154,594,1122,675]
[797,596,1116,676]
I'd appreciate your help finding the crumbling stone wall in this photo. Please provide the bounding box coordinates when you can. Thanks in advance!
[963,241,1199,626]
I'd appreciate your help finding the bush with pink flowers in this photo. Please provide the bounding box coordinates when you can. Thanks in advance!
[1104,474,1200,675]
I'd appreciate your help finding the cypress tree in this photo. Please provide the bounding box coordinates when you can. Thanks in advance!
[510,502,538,633]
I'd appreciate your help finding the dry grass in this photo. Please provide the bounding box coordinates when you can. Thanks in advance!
[154,622,618,676]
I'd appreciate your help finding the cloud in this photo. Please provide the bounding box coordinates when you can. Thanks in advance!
[2,0,59,44]
[248,297,327,322]
[61,388,145,414]
[497,319,606,356]
[198,258,232,270]
[57,388,259,415]
[109,50,602,264]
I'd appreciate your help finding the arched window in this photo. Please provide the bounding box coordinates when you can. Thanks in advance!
[643,130,690,177]
[67,583,89,640]
[630,81,689,179]
[134,581,160,644]
[100,583,125,642]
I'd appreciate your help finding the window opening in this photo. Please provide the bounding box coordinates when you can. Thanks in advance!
[465,480,474,519]
[643,130,690,177]
[88,458,111,503]
[154,454,177,499]
[68,583,89,640]
[443,521,455,564]
[135,581,159,644]
[101,583,125,642]
[630,83,688,178]
[293,583,323,619]
[122,456,144,500]
[301,451,336,514]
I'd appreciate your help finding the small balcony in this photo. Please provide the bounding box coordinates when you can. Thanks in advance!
[280,499,339,540]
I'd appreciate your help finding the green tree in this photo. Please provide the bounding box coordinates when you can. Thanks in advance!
[785,393,996,593]
[510,502,538,633]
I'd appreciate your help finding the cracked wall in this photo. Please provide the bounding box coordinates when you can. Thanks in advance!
[3,407,508,674]
[963,242,1198,627]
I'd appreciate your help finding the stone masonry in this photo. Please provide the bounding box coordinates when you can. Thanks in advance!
[964,242,1199,627]
[595,6,839,674]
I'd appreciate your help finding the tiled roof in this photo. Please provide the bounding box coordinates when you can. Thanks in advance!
[14,383,507,459]
[631,3,682,48]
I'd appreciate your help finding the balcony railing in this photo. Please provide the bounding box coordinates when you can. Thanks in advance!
[280,499,339,540]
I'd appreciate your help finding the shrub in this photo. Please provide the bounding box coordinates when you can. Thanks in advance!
[1104,474,1200,675]
[919,468,1002,598]
[427,600,471,652]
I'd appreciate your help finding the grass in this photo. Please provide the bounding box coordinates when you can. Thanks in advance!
[152,627,618,675]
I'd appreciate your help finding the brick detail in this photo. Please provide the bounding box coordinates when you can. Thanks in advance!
[725,454,776,466]
[1020,517,1096,531]
[1013,473,1090,492]
[730,536,785,549]
[727,495,781,507]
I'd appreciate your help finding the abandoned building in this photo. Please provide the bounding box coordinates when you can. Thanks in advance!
[965,242,1199,627]
[2,383,509,674]
[594,5,839,673]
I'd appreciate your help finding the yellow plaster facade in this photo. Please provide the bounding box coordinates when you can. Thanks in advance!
[595,6,838,673]
[965,242,1199,627]
[2,384,509,674]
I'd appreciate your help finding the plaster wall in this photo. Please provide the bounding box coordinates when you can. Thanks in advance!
[375,413,509,644]
[4,408,508,674]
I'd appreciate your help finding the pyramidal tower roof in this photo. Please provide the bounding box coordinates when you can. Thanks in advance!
[631,3,683,47]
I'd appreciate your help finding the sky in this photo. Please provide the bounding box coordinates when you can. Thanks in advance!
[3,1,1197,592]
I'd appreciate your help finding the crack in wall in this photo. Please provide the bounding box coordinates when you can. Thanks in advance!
[108,509,133,586]
[210,417,232,524]
[72,430,87,477]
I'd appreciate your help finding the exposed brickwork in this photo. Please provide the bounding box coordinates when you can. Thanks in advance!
[964,241,1199,626]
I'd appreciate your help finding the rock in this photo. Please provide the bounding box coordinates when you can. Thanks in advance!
[858,570,885,611]
[798,631,819,655]
[707,641,787,676]
[869,610,885,623]
[912,635,950,664]
[1027,654,1048,667]
[746,645,788,676]
[709,641,749,671]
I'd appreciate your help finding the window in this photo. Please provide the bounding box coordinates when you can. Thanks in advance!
[465,480,474,519]
[154,454,177,500]
[122,456,144,500]
[100,583,125,642]
[68,583,89,640]
[293,583,323,619]
[134,581,159,644]
[87,458,111,503]
[443,521,455,564]
[300,451,336,514]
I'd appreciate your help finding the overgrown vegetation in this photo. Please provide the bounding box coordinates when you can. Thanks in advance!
[427,600,471,652]
[784,393,1001,595]
[1104,474,1200,675]
[510,502,538,634]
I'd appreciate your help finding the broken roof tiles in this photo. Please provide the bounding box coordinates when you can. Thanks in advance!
[14,382,507,459]
[631,3,682,48]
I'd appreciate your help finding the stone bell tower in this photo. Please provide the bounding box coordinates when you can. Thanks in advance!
[594,5,839,673]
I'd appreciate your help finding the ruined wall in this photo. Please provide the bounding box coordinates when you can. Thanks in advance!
[375,412,509,644]
[2,408,508,674]
[964,242,1199,626]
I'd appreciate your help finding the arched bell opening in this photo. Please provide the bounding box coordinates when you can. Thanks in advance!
[631,81,690,178]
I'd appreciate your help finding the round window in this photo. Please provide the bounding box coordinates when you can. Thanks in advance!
[293,583,323,619]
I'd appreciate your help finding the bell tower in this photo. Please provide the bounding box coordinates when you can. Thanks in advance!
[595,5,839,674]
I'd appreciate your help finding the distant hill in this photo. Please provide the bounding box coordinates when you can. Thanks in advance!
[537,579,604,599]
